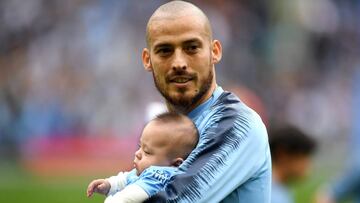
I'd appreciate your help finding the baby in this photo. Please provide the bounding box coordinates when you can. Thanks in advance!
[86,112,199,203]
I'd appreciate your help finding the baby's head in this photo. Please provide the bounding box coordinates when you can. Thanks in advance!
[134,112,199,175]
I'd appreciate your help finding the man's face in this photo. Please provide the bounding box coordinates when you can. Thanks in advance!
[143,15,221,111]
[133,122,174,176]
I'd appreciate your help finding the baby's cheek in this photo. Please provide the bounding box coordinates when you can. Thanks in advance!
[144,159,153,168]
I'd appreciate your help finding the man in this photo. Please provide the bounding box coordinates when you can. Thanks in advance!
[142,1,271,202]
[269,126,317,203]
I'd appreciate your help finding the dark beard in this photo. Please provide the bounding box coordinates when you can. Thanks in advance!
[153,69,213,113]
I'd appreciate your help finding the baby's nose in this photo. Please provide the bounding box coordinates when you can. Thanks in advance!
[135,149,142,159]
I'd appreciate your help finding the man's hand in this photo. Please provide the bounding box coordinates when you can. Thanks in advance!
[87,179,111,197]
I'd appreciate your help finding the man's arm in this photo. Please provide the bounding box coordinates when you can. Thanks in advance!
[146,108,271,202]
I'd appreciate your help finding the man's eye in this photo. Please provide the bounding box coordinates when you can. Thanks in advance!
[186,45,199,53]
[144,151,151,155]
[156,48,172,55]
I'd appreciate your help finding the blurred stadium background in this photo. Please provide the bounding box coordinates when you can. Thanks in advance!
[0,0,359,202]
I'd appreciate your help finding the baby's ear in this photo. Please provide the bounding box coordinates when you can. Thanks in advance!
[172,158,184,167]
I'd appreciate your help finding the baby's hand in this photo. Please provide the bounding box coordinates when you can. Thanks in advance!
[86,179,111,197]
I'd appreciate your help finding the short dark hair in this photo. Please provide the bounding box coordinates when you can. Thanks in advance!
[154,112,199,138]
[269,125,317,161]
[152,111,199,159]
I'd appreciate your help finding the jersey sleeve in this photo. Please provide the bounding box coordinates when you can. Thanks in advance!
[106,171,129,196]
[145,106,271,202]
[131,166,177,197]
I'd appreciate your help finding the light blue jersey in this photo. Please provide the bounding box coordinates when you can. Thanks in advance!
[126,166,178,197]
[146,86,272,203]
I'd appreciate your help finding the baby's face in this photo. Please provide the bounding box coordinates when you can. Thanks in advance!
[133,122,175,176]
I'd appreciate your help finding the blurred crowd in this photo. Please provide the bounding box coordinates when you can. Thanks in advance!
[0,0,359,165]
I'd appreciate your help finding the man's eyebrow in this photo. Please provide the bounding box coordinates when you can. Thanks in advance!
[153,38,203,49]
[153,43,172,50]
[183,38,202,44]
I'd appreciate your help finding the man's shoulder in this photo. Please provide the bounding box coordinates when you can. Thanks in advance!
[194,90,266,142]
[212,91,262,124]
[202,91,268,147]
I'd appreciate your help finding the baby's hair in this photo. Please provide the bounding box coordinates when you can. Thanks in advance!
[152,112,199,159]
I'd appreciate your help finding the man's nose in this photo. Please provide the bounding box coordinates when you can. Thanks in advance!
[172,49,187,70]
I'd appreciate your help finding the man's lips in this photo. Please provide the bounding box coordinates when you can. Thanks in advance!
[168,76,194,84]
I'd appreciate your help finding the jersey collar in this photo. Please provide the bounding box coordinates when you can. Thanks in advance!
[188,85,223,120]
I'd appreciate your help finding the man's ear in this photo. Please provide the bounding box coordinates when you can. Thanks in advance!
[211,40,222,64]
[171,158,184,167]
[142,48,152,72]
